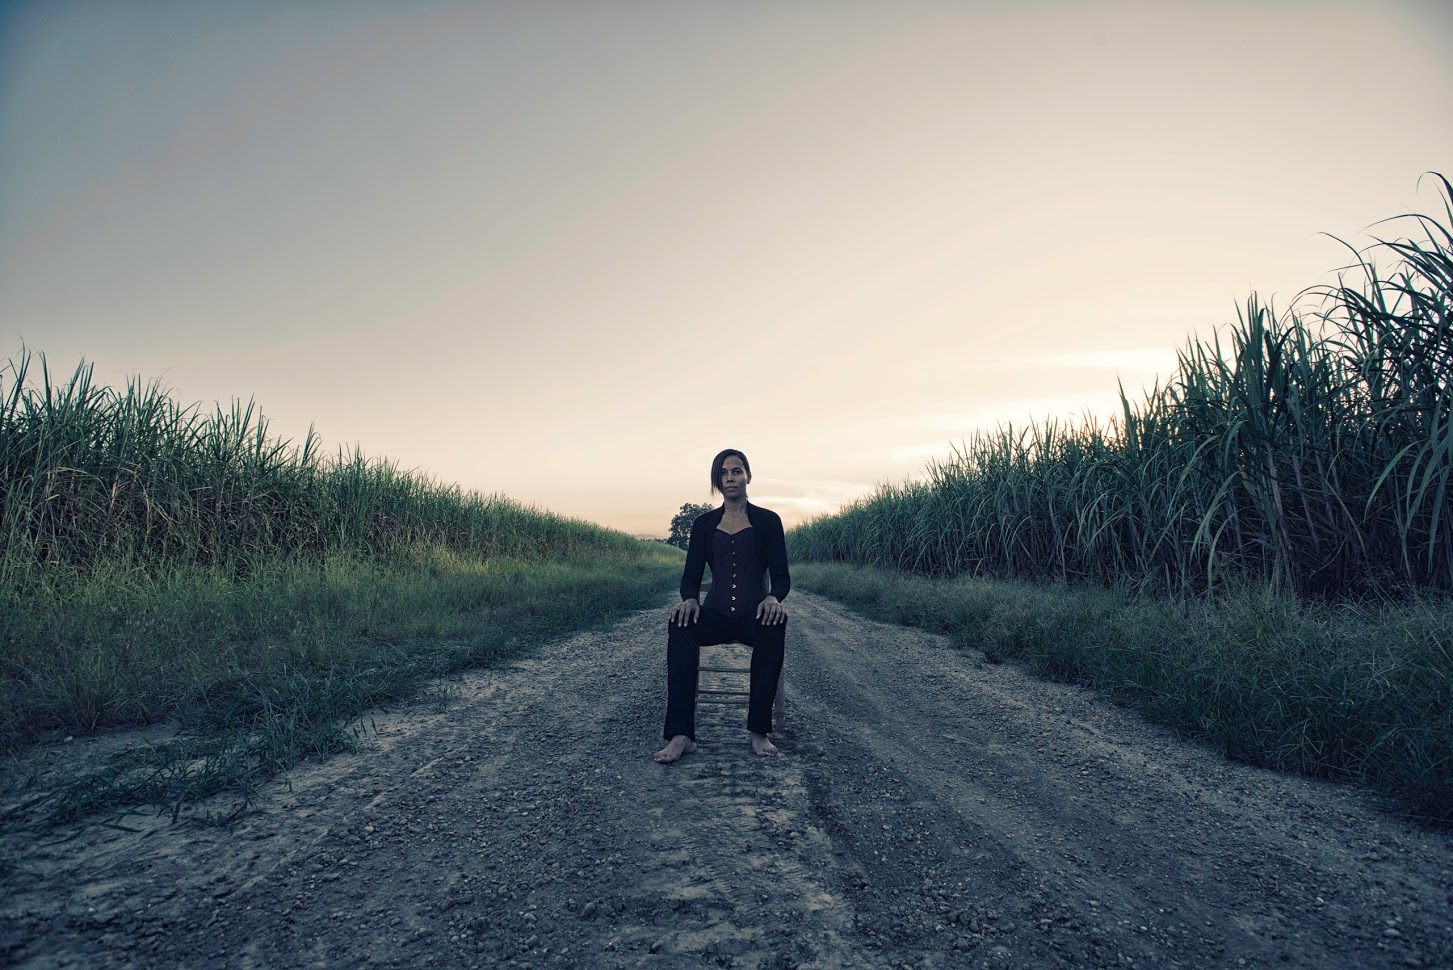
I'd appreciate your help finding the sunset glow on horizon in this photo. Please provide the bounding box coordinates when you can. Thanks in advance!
[4,0,1450,535]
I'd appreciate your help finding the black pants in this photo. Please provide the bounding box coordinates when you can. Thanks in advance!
[663,606,786,741]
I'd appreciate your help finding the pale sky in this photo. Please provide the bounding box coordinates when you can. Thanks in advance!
[3,1,1450,535]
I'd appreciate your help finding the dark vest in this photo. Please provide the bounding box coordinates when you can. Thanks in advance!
[704,526,767,616]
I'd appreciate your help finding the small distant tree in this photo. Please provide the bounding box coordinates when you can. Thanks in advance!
[667,502,713,550]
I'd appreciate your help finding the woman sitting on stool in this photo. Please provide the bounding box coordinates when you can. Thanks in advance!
[655,448,789,763]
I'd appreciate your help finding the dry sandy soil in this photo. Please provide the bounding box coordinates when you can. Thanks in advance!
[2,590,1451,969]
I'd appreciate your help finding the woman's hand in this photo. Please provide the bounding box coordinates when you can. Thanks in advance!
[756,596,786,625]
[670,597,700,627]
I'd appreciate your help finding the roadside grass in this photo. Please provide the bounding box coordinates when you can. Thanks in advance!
[795,561,1453,826]
[0,543,680,832]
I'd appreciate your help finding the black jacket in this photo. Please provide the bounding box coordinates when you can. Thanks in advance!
[680,501,791,603]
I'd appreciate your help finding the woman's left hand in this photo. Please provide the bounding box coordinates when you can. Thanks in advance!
[756,596,786,625]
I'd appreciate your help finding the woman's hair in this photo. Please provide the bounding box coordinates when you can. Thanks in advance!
[709,448,751,495]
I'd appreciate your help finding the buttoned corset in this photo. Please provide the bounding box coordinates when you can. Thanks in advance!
[703,526,767,617]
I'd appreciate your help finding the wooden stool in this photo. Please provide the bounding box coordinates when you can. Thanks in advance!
[696,644,786,735]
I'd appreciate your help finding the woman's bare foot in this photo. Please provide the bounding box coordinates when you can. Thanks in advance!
[654,735,697,764]
[749,732,778,757]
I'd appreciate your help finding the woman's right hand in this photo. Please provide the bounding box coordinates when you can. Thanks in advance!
[670,597,700,627]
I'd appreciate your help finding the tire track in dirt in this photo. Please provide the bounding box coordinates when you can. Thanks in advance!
[2,591,1450,969]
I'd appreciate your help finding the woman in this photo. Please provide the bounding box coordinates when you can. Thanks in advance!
[655,448,790,763]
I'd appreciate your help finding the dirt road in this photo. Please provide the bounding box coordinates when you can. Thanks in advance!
[3,591,1451,968]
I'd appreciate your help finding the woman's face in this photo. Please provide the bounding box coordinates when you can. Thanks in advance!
[720,455,750,498]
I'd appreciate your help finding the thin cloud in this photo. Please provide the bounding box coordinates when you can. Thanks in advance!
[962,345,1180,378]
[751,476,873,499]
[1031,345,1180,375]
[753,494,841,515]
[886,441,960,462]
[918,390,1130,432]
[750,477,878,526]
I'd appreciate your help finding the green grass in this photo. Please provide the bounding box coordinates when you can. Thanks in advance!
[1,543,681,831]
[790,173,1453,600]
[795,561,1453,825]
